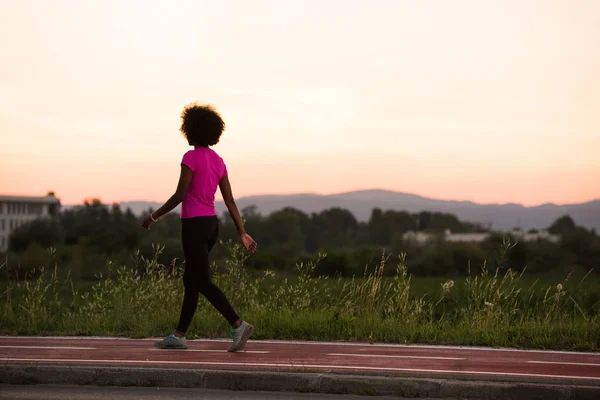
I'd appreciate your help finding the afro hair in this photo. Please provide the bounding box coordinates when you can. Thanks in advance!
[179,103,225,147]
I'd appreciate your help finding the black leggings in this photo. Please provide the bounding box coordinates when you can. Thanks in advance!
[176,216,239,334]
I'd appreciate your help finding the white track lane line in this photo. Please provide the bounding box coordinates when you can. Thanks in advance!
[328,353,464,360]
[3,336,599,356]
[150,349,269,354]
[0,346,96,350]
[2,357,600,381]
[528,360,600,367]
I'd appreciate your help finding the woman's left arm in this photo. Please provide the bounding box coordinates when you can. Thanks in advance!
[141,164,193,229]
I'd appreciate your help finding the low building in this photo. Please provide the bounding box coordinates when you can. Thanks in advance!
[444,231,491,243]
[508,229,560,244]
[0,193,61,252]
[402,230,491,245]
[402,231,438,245]
[402,228,560,246]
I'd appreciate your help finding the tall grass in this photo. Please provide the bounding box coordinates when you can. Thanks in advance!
[1,240,598,351]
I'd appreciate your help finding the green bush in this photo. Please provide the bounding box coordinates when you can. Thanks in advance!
[1,240,598,351]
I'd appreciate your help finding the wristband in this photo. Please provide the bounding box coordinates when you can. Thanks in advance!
[150,213,158,222]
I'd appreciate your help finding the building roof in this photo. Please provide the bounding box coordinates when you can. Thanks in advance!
[0,194,61,204]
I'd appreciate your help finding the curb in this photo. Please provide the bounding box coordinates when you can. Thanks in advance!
[1,365,599,399]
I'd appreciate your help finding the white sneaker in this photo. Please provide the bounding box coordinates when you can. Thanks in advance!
[228,321,254,352]
[155,333,188,349]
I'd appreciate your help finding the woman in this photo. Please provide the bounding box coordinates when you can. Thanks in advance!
[141,103,256,352]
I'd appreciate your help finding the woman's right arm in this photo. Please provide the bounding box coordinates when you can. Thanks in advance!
[219,175,257,253]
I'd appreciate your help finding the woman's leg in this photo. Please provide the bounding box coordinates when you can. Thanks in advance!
[176,216,239,333]
[196,218,240,325]
[154,219,204,348]
[174,218,204,334]
[175,265,201,334]
[204,217,254,352]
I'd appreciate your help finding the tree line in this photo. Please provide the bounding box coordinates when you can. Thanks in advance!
[4,199,599,280]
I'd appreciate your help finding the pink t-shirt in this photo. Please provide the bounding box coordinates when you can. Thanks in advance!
[180,147,228,219]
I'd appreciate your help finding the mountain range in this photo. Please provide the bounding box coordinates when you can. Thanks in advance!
[102,190,600,232]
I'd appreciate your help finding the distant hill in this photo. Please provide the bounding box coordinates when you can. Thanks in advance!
[91,190,600,232]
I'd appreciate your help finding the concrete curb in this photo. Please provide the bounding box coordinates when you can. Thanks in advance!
[1,364,599,399]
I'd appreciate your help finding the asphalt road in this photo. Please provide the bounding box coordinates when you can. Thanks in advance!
[1,336,599,385]
[0,384,423,400]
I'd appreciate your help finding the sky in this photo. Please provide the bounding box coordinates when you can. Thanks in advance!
[1,0,599,206]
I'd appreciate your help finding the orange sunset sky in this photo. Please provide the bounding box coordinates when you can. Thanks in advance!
[1,0,599,206]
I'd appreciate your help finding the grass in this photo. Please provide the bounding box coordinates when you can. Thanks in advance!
[1,241,599,352]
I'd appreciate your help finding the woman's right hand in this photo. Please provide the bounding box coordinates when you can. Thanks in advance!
[240,233,257,253]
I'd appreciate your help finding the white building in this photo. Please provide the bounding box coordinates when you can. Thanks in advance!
[402,231,438,245]
[0,193,61,252]
[402,230,491,245]
[402,229,560,245]
[444,231,491,243]
[508,229,560,244]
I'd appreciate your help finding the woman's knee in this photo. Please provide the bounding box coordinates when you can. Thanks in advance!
[197,280,218,295]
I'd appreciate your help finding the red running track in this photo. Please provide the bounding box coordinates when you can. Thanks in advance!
[1,336,599,385]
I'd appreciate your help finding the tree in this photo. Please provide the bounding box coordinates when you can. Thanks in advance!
[262,208,309,255]
[313,208,358,249]
[366,209,416,246]
[367,208,388,245]
[60,199,140,254]
[8,218,64,253]
[548,215,576,235]
[427,212,474,233]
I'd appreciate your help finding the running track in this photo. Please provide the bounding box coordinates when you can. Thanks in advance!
[1,337,599,386]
